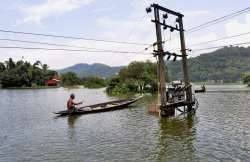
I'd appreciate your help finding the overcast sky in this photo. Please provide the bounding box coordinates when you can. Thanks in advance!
[0,0,250,69]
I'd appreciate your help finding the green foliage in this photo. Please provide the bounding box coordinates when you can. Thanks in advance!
[106,61,158,94]
[0,58,56,88]
[82,76,106,88]
[168,46,250,83]
[61,72,80,86]
[242,72,250,86]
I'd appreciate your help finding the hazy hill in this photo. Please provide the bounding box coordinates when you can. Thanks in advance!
[168,46,250,82]
[58,63,123,78]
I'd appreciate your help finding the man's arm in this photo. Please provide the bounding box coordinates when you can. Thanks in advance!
[72,101,83,105]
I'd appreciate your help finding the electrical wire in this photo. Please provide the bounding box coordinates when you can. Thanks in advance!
[0,38,99,50]
[0,45,152,55]
[187,6,250,33]
[150,5,250,50]
[0,29,151,46]
[191,41,250,52]
[188,31,250,47]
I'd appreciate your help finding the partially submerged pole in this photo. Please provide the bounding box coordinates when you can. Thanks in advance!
[152,5,171,116]
[178,17,193,111]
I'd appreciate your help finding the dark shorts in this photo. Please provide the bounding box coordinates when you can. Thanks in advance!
[68,107,77,114]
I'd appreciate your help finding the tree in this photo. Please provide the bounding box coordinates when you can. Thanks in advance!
[0,62,6,73]
[0,58,57,88]
[5,58,16,70]
[106,61,158,94]
[42,64,48,72]
[168,46,250,83]
[61,72,80,86]
[242,73,250,86]
[82,76,106,88]
[33,60,41,68]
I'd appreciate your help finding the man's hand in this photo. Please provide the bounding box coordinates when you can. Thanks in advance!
[77,101,83,105]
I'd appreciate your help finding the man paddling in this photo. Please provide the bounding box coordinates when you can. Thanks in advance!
[67,94,83,114]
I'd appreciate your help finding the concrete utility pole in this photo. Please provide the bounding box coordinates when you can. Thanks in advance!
[152,5,167,111]
[179,17,193,111]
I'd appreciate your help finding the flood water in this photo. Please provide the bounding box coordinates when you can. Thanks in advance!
[0,85,249,162]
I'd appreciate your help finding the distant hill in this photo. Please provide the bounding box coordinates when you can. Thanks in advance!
[58,63,124,78]
[58,46,250,82]
[168,46,250,82]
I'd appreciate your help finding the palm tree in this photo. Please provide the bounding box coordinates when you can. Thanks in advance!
[0,62,6,73]
[33,60,41,68]
[5,58,15,70]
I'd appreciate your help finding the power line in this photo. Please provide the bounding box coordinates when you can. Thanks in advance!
[0,45,152,55]
[0,38,129,51]
[192,41,250,51]
[0,29,151,46]
[0,38,96,50]
[156,6,250,49]
[188,31,250,47]
[187,6,250,33]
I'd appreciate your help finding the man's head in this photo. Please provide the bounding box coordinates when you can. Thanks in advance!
[70,93,75,99]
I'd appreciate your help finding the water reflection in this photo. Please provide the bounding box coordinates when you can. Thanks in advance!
[67,115,81,129]
[157,114,198,162]
[67,115,82,143]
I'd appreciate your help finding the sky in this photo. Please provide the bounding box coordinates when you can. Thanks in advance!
[0,0,250,69]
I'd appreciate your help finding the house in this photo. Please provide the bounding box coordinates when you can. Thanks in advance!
[45,75,60,86]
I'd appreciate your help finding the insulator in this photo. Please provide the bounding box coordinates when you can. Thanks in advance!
[163,25,167,30]
[167,55,171,60]
[163,13,168,19]
[146,7,152,13]
[173,55,177,61]
[176,18,180,23]
[176,24,178,29]
[170,27,174,32]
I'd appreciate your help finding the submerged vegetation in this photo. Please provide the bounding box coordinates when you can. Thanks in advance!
[60,61,159,93]
[61,72,81,86]
[0,58,57,88]
[82,76,106,88]
[106,61,158,94]
[60,72,106,88]
[242,73,250,86]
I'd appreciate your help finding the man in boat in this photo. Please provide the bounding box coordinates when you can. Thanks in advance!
[67,94,83,114]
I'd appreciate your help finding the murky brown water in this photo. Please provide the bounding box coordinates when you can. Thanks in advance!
[0,85,249,162]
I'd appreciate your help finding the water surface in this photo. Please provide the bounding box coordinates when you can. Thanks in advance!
[0,86,249,162]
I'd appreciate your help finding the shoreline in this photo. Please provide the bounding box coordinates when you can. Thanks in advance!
[0,85,106,90]
[0,83,248,90]
[192,82,243,85]
[1,86,59,90]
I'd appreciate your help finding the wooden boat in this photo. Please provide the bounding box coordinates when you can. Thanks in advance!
[54,96,142,116]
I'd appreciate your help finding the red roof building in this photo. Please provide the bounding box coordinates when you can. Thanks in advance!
[45,75,60,86]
